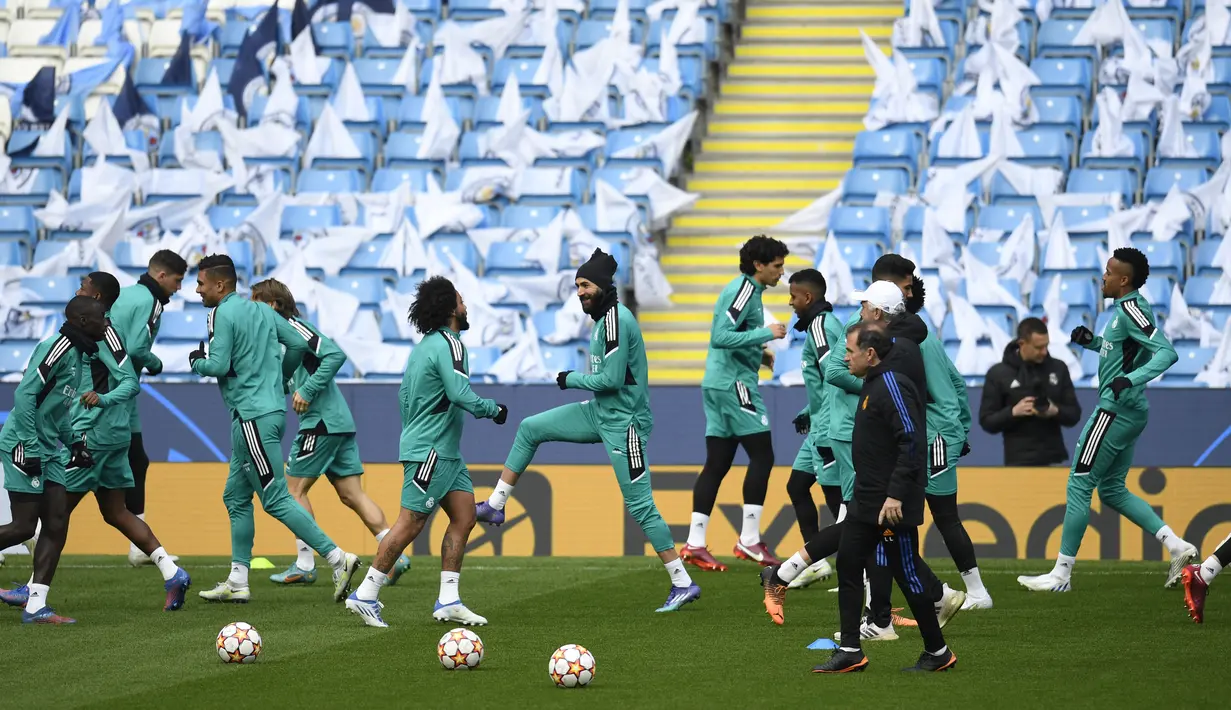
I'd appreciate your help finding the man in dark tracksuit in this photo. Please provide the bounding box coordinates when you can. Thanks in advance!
[814,322,957,674]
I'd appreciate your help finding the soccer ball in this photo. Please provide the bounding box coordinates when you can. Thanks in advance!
[549,644,596,688]
[438,628,484,670]
[216,622,263,664]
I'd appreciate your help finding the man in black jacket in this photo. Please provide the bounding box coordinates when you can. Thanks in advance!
[814,322,956,674]
[979,318,1081,466]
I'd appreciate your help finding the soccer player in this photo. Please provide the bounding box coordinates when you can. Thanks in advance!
[1182,535,1231,623]
[781,269,842,592]
[249,279,411,586]
[189,255,360,604]
[475,250,701,612]
[114,250,187,567]
[0,296,109,623]
[346,276,507,628]
[60,273,190,610]
[1018,248,1196,592]
[814,322,957,674]
[680,235,790,571]
[860,257,991,627]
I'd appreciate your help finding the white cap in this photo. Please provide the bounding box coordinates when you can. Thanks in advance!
[852,280,905,315]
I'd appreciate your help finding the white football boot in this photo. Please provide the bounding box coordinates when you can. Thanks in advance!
[961,591,994,610]
[833,620,898,642]
[199,582,252,603]
[1165,543,1199,589]
[1017,572,1072,592]
[332,552,362,602]
[433,600,488,626]
[788,559,833,589]
[936,584,966,628]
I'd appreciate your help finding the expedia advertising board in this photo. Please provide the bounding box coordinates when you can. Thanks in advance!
[60,465,1231,560]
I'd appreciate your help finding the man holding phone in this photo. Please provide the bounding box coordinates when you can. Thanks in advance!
[979,318,1081,466]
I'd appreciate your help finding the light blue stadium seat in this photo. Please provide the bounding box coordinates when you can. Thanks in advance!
[19,276,78,306]
[840,168,910,204]
[313,22,355,59]
[1079,129,1148,176]
[1197,94,1231,129]
[853,129,922,178]
[1029,57,1093,100]
[1016,126,1075,170]
[396,94,471,132]
[1030,274,1099,311]
[1154,126,1221,170]
[589,0,650,17]
[449,0,507,19]
[157,310,210,342]
[1057,204,1115,232]
[206,57,237,87]
[904,56,945,93]
[1037,19,1098,62]
[324,275,387,308]
[1042,238,1102,274]
[828,206,891,244]
[1193,239,1223,275]
[396,274,425,294]
[1169,345,1214,379]
[1184,274,1223,308]
[0,206,37,245]
[281,205,342,238]
[1033,94,1084,132]
[430,235,479,272]
[772,345,803,380]
[977,204,1044,233]
[82,130,150,168]
[134,57,196,96]
[988,169,1039,205]
[457,131,509,167]
[371,167,435,193]
[816,240,883,275]
[967,241,1007,267]
[491,57,552,97]
[501,205,562,229]
[0,240,22,268]
[574,19,637,52]
[297,168,365,193]
[158,131,223,169]
[382,132,445,172]
[485,241,547,277]
[473,94,546,129]
[1129,18,1176,48]
[417,56,485,97]
[1066,168,1136,204]
[508,167,587,205]
[0,171,61,206]
[0,340,38,374]
[468,346,502,376]
[353,56,406,100]
[343,237,398,277]
[208,205,256,231]
[541,344,583,372]
[1144,166,1210,202]
[647,15,714,60]
[219,21,251,57]
[1132,238,1185,281]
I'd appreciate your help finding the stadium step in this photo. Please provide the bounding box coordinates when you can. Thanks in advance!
[646,0,896,383]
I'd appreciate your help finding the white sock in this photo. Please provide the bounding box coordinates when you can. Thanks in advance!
[928,645,949,656]
[960,567,987,597]
[356,567,387,601]
[325,547,346,570]
[665,558,693,588]
[1199,555,1224,585]
[487,480,515,511]
[739,504,763,547]
[439,571,461,604]
[151,547,178,582]
[1052,554,1076,580]
[1155,525,1189,555]
[839,646,860,653]
[296,539,315,571]
[375,529,390,544]
[228,563,249,589]
[686,512,709,548]
[26,583,49,614]
[777,552,808,583]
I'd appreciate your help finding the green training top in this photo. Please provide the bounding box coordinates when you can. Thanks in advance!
[399,328,500,462]
[1081,290,1178,413]
[799,309,845,438]
[192,291,286,421]
[919,334,973,445]
[110,280,165,432]
[273,313,355,435]
[702,275,775,390]
[0,332,87,464]
[564,302,654,436]
[70,323,140,450]
[825,310,864,443]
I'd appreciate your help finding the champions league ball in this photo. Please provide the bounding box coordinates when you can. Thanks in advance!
[438,628,484,670]
[549,644,596,688]
[216,622,262,664]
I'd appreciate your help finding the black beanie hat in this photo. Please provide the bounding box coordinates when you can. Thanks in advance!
[575,249,618,291]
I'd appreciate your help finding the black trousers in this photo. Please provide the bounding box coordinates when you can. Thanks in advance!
[838,519,946,653]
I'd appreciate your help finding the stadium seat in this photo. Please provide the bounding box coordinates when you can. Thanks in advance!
[430,236,480,273]
[1042,239,1103,275]
[0,340,37,374]
[1144,167,1211,202]
[1194,240,1224,275]
[1029,57,1093,101]
[1066,169,1137,204]
[1030,274,1099,312]
[19,276,78,307]
[540,344,583,372]
[297,169,365,194]
[977,204,1044,234]
[158,310,211,342]
[281,205,343,238]
[828,206,892,245]
[501,205,562,229]
[324,275,387,309]
[485,241,548,277]
[1132,238,1184,280]
[1169,345,1214,379]
[840,168,910,205]
[343,237,399,277]
[853,129,923,179]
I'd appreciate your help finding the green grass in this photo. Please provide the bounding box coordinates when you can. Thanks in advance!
[0,556,1224,708]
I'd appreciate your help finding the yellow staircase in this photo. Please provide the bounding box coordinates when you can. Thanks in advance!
[644,0,901,383]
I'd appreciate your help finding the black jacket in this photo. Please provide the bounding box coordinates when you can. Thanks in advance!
[849,341,928,527]
[979,341,1082,466]
[885,314,930,397]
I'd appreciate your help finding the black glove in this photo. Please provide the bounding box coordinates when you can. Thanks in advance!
[960,441,971,457]
[15,455,41,478]
[67,439,94,471]
[189,340,206,367]
[792,412,810,435]
[145,361,163,376]
[493,404,508,425]
[1070,326,1094,347]
[556,371,572,390]
[1108,377,1132,400]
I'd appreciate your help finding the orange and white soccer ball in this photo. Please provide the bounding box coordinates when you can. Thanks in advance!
[216,622,262,664]
[549,644,596,688]
[438,628,484,670]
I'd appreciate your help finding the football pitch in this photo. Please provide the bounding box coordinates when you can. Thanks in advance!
[1,556,1224,708]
